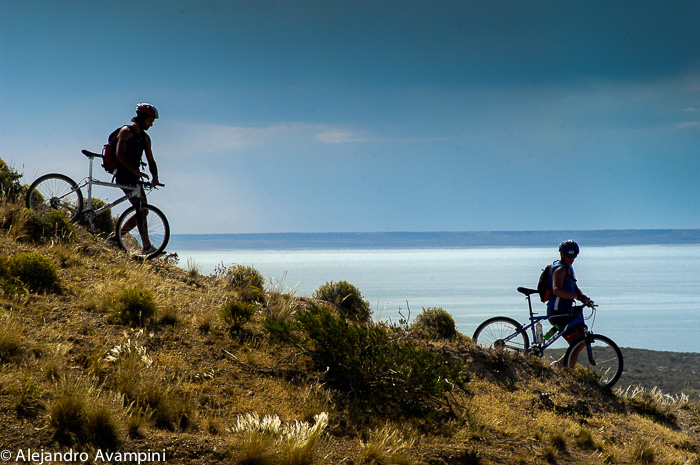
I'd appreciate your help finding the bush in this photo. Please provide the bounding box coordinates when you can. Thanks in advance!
[295,304,465,416]
[90,197,115,235]
[109,288,157,326]
[9,252,60,293]
[21,208,74,242]
[0,255,26,297]
[411,307,458,340]
[313,280,372,323]
[221,300,256,333]
[222,264,265,302]
[0,158,23,200]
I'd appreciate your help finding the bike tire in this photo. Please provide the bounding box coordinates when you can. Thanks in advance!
[26,173,84,222]
[115,204,170,259]
[473,316,530,353]
[564,333,623,389]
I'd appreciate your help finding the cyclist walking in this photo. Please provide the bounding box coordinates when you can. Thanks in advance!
[547,240,593,367]
[113,103,161,254]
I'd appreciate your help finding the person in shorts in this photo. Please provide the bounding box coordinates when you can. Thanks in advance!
[114,103,160,254]
[547,240,593,367]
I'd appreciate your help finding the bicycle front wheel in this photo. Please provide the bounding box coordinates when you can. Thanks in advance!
[473,317,530,353]
[26,173,83,222]
[564,334,623,389]
[115,204,170,259]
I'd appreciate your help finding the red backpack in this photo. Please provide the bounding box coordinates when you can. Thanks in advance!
[537,264,553,303]
[102,126,124,174]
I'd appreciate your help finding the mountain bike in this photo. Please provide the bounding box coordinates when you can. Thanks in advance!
[472,287,623,389]
[25,149,170,259]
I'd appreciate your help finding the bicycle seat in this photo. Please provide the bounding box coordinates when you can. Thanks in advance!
[82,149,103,158]
[517,287,538,296]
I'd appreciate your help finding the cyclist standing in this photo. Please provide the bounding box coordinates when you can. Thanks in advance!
[114,103,161,255]
[547,240,593,367]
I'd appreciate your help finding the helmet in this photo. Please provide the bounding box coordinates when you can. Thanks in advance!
[559,240,580,257]
[135,103,159,119]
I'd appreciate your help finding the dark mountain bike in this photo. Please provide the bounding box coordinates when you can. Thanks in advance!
[473,287,623,389]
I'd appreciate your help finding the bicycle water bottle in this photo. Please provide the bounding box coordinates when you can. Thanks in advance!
[535,322,543,344]
[543,324,559,341]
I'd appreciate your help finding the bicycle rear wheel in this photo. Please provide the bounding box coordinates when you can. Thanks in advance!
[564,334,623,389]
[115,204,170,259]
[473,317,530,353]
[26,174,83,222]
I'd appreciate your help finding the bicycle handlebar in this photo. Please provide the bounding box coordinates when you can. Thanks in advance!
[140,181,165,188]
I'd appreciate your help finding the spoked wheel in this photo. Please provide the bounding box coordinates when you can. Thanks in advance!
[564,334,623,389]
[473,317,530,353]
[26,174,84,222]
[115,204,170,259]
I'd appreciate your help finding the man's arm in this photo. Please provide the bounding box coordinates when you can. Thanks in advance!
[144,135,159,184]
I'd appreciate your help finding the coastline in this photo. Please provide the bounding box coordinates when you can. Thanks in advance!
[169,229,700,251]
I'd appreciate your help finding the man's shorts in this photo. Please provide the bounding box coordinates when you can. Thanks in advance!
[548,310,585,344]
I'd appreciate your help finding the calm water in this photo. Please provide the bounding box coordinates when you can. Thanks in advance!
[175,245,700,353]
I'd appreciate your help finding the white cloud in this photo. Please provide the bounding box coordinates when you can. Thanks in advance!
[313,128,367,144]
[159,122,368,158]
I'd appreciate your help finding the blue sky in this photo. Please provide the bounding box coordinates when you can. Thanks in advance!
[1,0,699,234]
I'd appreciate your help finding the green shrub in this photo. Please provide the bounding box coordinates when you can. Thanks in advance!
[90,197,115,235]
[9,252,60,293]
[313,280,372,323]
[411,307,458,340]
[21,208,74,242]
[0,158,23,200]
[0,255,26,297]
[221,299,256,333]
[295,304,464,416]
[110,288,157,326]
[222,264,265,302]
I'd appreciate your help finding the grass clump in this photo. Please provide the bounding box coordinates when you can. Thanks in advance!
[294,304,464,417]
[621,386,680,425]
[109,288,157,326]
[360,423,415,465]
[231,412,328,465]
[411,307,458,340]
[8,252,60,293]
[48,377,124,450]
[313,280,371,323]
[221,299,257,333]
[0,313,24,362]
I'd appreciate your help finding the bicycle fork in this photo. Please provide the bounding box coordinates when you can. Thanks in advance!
[584,330,597,366]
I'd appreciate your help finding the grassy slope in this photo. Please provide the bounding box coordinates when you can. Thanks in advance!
[0,223,699,464]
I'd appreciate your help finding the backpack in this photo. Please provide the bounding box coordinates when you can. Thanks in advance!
[537,264,553,303]
[102,126,123,174]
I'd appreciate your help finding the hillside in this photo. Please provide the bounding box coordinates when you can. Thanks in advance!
[0,184,699,462]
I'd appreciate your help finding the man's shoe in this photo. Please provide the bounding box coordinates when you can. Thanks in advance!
[142,245,158,256]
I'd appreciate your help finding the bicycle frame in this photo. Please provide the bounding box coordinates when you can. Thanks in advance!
[518,290,567,353]
[516,289,600,364]
[79,149,147,217]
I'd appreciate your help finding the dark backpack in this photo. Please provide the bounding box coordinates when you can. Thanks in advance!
[537,264,553,303]
[102,126,123,174]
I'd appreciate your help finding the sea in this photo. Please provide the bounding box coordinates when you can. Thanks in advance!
[168,232,700,354]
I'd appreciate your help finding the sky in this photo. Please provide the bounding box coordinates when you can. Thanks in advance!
[1,0,699,235]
